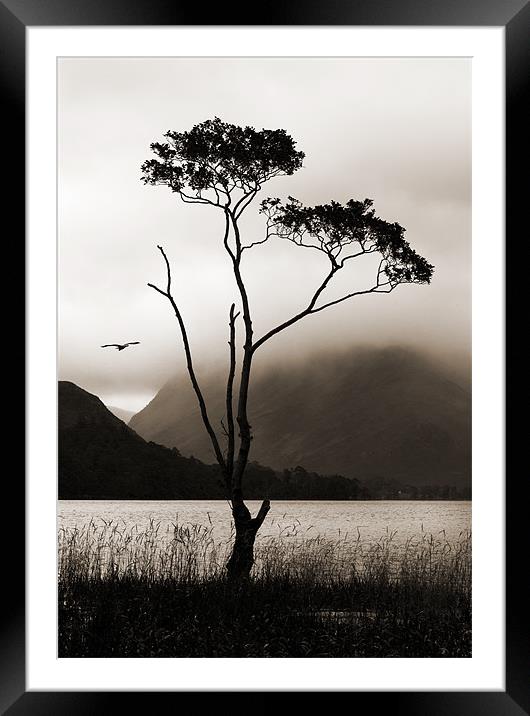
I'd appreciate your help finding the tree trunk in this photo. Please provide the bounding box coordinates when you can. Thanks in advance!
[226,493,270,580]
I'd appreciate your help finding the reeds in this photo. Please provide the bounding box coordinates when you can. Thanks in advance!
[58,519,471,658]
[59,519,228,583]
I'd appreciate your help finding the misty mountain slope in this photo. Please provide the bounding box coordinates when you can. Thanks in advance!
[59,381,222,499]
[129,347,471,487]
[58,381,369,500]
[107,405,136,424]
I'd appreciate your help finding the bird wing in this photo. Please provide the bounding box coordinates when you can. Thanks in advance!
[101,344,120,348]
[125,342,140,346]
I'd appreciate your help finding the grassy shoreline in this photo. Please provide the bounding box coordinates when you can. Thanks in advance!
[58,521,471,658]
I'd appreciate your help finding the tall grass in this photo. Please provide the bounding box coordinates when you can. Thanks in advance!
[58,520,471,658]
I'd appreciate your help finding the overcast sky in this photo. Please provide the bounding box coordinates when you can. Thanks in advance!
[58,57,471,412]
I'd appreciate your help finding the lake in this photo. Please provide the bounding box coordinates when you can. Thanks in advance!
[58,499,471,547]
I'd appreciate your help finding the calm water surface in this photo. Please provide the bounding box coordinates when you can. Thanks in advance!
[58,500,471,546]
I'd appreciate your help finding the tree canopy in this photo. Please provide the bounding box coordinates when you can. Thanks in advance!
[141,117,305,206]
[260,196,434,289]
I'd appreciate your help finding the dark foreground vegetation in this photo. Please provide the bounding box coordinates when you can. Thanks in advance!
[59,522,471,658]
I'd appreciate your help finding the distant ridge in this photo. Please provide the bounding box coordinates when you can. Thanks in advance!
[129,346,471,488]
[59,381,372,500]
[59,381,220,499]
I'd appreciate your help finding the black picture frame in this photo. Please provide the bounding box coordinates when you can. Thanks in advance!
[5,0,527,711]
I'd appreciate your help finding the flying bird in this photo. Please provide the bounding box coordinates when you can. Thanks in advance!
[101,342,140,351]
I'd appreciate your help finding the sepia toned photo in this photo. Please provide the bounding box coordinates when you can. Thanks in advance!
[58,56,471,659]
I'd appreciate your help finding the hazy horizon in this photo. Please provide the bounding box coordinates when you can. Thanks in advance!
[58,57,471,412]
[63,339,471,416]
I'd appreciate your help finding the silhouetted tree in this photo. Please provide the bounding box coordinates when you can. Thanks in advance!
[141,117,434,579]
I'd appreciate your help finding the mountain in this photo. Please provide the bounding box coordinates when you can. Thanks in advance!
[58,381,367,500]
[129,347,471,488]
[59,381,222,499]
[107,405,136,424]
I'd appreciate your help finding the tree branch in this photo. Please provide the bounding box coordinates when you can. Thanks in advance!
[179,192,212,206]
[148,245,227,472]
[233,187,259,221]
[340,247,377,266]
[222,209,236,262]
[241,236,270,252]
[225,303,240,485]
[252,265,337,352]
[146,282,168,298]
[250,499,271,529]
[241,214,275,252]
[252,260,401,352]
[227,212,256,492]
[310,283,396,314]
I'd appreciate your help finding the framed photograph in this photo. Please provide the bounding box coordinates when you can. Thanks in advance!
[5,0,526,711]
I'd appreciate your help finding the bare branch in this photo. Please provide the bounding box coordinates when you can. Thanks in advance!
[227,212,256,491]
[156,244,172,293]
[225,303,239,484]
[146,282,168,298]
[252,265,337,352]
[233,187,259,221]
[179,192,212,206]
[310,283,397,314]
[251,499,271,529]
[340,247,377,266]
[222,209,236,262]
[241,236,270,252]
[149,245,227,472]
[252,257,401,352]
[241,213,275,252]
[220,417,229,438]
